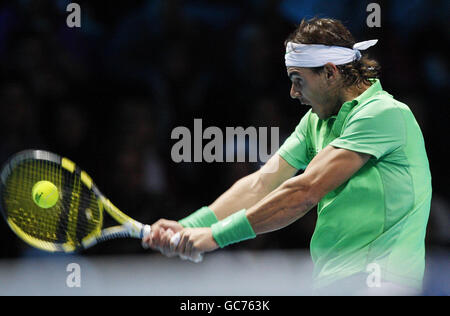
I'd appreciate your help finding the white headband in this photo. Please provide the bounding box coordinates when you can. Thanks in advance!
[285,39,378,67]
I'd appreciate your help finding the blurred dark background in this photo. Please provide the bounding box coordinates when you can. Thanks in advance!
[0,0,448,258]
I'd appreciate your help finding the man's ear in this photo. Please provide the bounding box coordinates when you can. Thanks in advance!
[323,62,338,80]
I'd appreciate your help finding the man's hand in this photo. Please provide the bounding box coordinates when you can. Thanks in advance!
[141,218,183,257]
[170,227,219,260]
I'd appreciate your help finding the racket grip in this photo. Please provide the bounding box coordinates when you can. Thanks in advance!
[140,225,151,249]
[170,232,203,263]
[142,224,151,238]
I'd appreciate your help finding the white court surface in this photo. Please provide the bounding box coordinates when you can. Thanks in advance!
[0,248,448,296]
[0,250,315,296]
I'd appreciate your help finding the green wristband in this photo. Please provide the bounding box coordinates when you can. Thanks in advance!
[211,209,256,248]
[178,206,219,228]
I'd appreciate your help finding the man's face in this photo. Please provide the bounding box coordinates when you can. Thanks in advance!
[287,66,339,119]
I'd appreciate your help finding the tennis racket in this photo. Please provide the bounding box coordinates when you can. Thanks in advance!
[0,149,202,262]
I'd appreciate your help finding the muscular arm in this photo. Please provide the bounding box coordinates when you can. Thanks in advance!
[247,145,370,234]
[143,154,297,254]
[209,154,298,220]
[171,146,371,260]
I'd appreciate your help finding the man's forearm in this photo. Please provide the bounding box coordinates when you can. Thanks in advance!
[209,171,272,220]
[246,175,317,234]
[208,155,298,221]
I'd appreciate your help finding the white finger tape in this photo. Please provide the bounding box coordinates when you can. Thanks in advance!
[170,232,203,263]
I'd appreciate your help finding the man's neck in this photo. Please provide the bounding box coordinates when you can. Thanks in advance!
[330,81,373,117]
[341,82,372,103]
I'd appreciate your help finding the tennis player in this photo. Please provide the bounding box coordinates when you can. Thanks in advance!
[142,18,432,295]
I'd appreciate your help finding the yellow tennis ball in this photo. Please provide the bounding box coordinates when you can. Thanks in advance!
[32,181,59,209]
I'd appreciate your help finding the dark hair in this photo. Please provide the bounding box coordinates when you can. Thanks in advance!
[285,17,380,87]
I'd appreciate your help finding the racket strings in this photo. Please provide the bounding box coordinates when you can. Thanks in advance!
[1,159,102,250]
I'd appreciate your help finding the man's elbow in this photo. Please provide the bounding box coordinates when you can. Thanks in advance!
[247,170,273,196]
[281,175,321,208]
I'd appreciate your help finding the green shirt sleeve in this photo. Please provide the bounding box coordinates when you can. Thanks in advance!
[277,110,311,170]
[330,99,405,160]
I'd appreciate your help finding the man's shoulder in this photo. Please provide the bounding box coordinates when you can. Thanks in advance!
[351,91,410,119]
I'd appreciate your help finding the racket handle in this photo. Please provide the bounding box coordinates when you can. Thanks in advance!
[170,232,203,263]
[140,224,152,249]
[142,224,151,238]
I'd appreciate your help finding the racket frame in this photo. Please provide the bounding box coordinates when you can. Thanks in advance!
[0,149,151,253]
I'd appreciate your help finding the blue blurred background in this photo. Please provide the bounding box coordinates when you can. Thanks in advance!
[0,0,448,295]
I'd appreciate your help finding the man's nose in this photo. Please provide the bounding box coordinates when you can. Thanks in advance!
[290,84,302,99]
